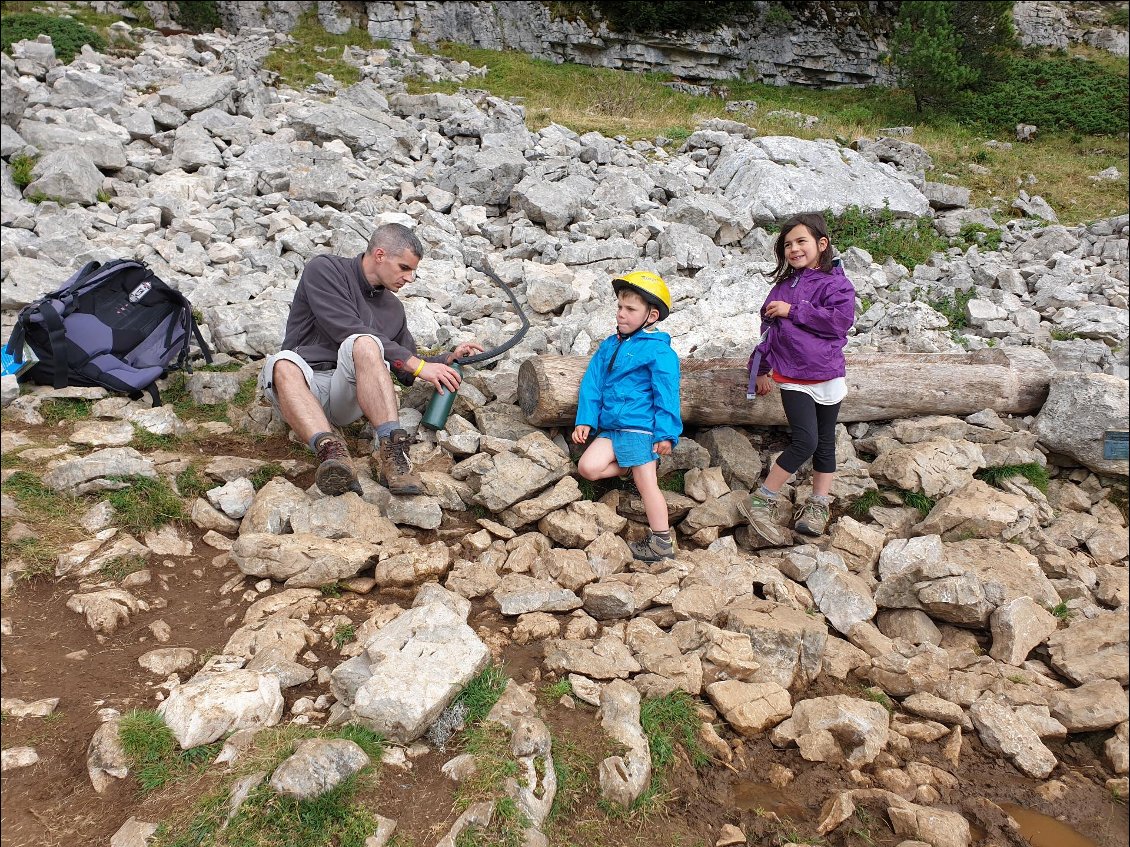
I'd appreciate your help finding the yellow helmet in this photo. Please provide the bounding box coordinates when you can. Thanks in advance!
[612,270,672,321]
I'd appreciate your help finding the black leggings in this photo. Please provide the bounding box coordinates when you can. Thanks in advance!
[776,390,841,475]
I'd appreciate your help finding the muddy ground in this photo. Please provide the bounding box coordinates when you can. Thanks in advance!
[1,427,1126,847]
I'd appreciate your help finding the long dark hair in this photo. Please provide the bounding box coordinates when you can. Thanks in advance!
[771,213,834,285]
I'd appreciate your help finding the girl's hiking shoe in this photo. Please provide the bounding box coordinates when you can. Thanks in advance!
[629,533,676,562]
[313,434,362,497]
[737,492,791,547]
[794,498,831,537]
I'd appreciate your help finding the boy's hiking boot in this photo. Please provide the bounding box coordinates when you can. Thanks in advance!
[737,492,790,547]
[629,532,676,562]
[794,497,831,537]
[314,434,362,497]
[374,429,423,495]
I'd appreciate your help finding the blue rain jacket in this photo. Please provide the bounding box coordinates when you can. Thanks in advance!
[575,328,682,446]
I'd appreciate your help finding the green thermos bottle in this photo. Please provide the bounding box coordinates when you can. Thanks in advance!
[420,362,463,431]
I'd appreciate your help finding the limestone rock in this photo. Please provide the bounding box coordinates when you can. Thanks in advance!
[158,668,284,749]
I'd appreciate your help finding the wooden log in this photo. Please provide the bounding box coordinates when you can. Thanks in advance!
[517,348,1054,428]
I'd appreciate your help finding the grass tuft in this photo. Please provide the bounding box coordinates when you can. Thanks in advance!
[976,462,1050,493]
[332,622,357,649]
[860,686,896,713]
[850,488,883,518]
[107,475,185,533]
[174,464,211,500]
[249,462,286,491]
[263,9,390,89]
[899,489,936,516]
[453,663,509,726]
[639,690,710,772]
[539,678,574,702]
[99,553,147,582]
[39,398,94,425]
[9,152,36,187]
[119,709,220,793]
[3,471,73,521]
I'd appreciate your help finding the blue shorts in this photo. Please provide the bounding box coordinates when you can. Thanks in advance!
[599,429,657,469]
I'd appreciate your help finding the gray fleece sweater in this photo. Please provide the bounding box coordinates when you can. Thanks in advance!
[280,253,444,382]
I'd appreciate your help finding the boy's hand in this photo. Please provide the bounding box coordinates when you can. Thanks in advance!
[654,440,672,456]
[764,300,791,319]
[572,425,591,444]
[755,374,773,396]
[420,361,462,393]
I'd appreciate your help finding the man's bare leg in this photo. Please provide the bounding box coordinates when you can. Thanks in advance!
[273,361,359,495]
[352,336,399,426]
[273,361,332,443]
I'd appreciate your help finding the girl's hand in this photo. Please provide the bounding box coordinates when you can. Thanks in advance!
[572,425,591,444]
[764,300,791,319]
[755,374,773,396]
[654,440,672,456]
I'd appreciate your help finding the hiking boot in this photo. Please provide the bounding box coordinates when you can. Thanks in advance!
[314,434,361,497]
[374,428,423,495]
[629,532,676,563]
[736,492,790,546]
[794,497,831,537]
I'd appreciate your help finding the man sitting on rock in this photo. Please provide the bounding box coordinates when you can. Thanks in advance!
[258,223,482,496]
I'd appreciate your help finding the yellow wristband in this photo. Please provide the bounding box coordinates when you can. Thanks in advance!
[412,359,425,377]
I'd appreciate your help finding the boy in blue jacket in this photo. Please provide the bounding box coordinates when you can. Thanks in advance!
[571,271,682,562]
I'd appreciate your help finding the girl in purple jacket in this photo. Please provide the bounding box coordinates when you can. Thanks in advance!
[739,213,856,544]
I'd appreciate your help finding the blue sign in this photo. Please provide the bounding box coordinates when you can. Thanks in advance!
[1104,431,1129,461]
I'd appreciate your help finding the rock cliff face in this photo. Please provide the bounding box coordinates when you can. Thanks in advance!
[130,1,1128,85]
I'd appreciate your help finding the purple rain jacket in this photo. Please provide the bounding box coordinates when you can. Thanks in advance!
[746,265,856,394]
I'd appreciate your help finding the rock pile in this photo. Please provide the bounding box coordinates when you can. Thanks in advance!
[1,18,1127,847]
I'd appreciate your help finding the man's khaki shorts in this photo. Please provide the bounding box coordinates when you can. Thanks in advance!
[258,333,389,428]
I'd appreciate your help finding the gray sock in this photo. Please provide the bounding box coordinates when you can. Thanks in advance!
[376,421,398,440]
[810,494,832,506]
[757,485,778,500]
[308,431,332,451]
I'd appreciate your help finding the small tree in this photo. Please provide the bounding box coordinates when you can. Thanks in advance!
[889,1,978,112]
[946,0,1016,86]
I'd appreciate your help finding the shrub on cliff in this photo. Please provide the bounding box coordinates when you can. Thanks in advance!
[589,1,748,33]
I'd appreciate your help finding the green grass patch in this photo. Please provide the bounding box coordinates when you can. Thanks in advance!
[546,737,596,825]
[119,709,221,793]
[1049,327,1080,341]
[657,471,685,494]
[828,204,948,271]
[0,11,106,62]
[975,462,1049,493]
[899,489,936,516]
[263,9,390,89]
[1050,601,1073,621]
[920,286,976,330]
[456,722,521,812]
[131,424,180,450]
[159,372,231,423]
[248,462,285,491]
[232,375,259,407]
[639,691,709,772]
[0,535,56,580]
[3,471,73,521]
[850,488,883,518]
[9,152,35,187]
[149,722,385,847]
[958,222,1002,251]
[39,397,94,425]
[106,475,185,533]
[332,622,357,649]
[99,553,147,582]
[453,663,509,726]
[539,678,574,702]
[860,686,896,714]
[174,464,211,500]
